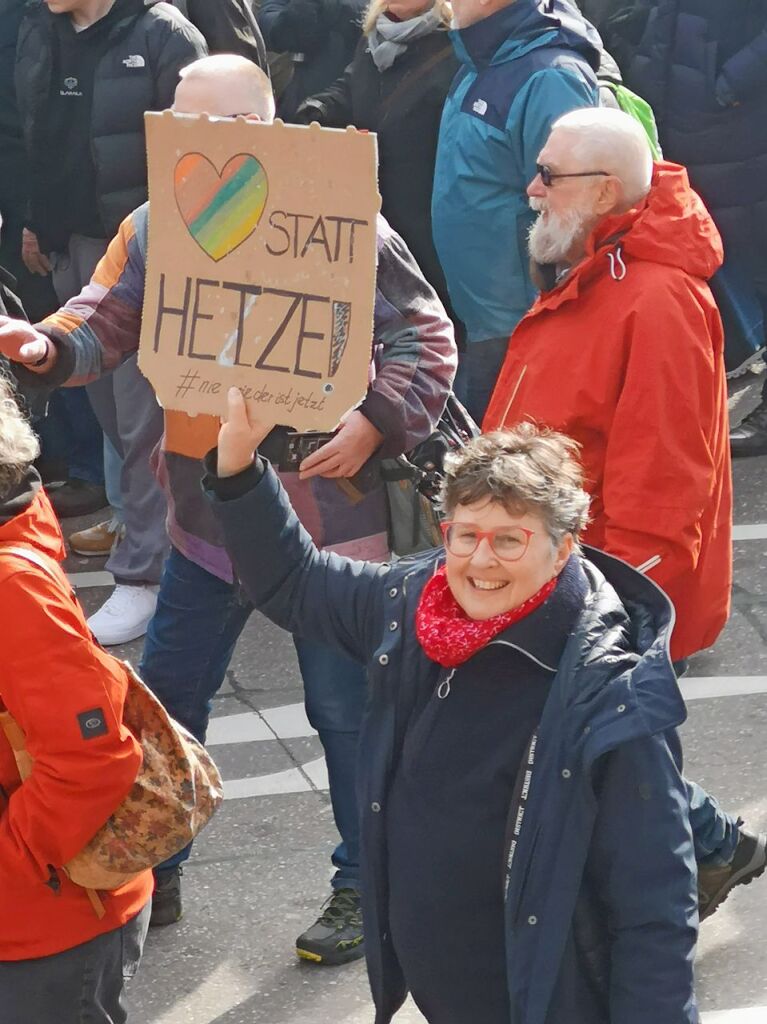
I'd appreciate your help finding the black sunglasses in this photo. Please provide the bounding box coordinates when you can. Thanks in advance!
[536,163,610,187]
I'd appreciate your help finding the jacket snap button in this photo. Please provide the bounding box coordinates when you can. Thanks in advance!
[617,704,626,713]
[389,587,398,597]
[371,801,381,813]
[561,768,571,779]
[528,915,538,926]
[379,654,389,665]
[389,621,398,631]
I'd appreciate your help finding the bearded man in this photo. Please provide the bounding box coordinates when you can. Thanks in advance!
[484,106,767,920]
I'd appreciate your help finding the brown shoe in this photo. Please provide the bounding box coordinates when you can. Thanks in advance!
[698,828,767,921]
[69,517,125,557]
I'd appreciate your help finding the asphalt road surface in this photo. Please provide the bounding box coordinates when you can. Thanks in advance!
[58,368,767,1024]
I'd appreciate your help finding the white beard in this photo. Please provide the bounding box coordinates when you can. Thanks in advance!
[528,201,594,266]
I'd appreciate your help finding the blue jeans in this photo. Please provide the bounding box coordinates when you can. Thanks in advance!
[687,781,739,866]
[673,662,740,865]
[140,547,364,889]
[104,435,123,522]
[295,638,366,891]
[454,336,511,426]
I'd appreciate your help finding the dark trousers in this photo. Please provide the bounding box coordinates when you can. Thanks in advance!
[0,903,150,1024]
[454,336,510,425]
[140,546,365,890]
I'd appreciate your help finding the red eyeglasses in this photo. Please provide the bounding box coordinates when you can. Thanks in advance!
[440,522,535,562]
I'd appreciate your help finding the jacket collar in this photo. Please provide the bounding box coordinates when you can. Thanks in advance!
[489,554,588,672]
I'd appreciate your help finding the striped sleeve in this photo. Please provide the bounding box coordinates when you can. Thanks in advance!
[360,215,458,458]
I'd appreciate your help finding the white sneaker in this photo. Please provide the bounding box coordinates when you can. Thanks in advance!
[88,584,159,646]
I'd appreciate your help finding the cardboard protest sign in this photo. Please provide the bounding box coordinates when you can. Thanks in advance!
[139,112,380,430]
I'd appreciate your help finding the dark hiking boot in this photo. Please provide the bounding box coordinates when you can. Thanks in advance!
[48,478,109,518]
[150,866,183,927]
[698,828,767,921]
[296,888,364,965]
[730,400,767,458]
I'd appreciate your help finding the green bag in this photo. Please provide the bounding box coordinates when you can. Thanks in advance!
[603,81,663,160]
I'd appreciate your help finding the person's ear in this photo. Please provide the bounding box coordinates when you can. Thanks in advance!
[553,533,574,574]
[594,175,622,216]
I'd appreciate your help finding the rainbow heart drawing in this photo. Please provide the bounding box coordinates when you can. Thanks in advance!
[174,152,268,262]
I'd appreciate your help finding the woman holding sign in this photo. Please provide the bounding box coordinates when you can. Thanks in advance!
[203,388,699,1024]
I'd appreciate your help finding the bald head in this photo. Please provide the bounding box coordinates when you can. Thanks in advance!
[173,55,275,123]
[549,107,654,207]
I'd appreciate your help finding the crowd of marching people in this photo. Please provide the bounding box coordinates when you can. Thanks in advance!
[1,0,766,1021]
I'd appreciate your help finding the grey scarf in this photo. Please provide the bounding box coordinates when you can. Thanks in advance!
[367,7,445,71]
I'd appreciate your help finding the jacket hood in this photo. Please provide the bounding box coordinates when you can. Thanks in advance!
[450,0,601,71]
[0,469,66,562]
[592,162,724,281]
[555,545,688,757]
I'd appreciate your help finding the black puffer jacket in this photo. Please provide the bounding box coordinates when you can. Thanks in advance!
[182,0,267,67]
[626,0,767,289]
[15,0,206,248]
[297,30,460,337]
[258,0,365,119]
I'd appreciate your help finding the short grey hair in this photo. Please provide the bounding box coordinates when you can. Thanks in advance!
[551,106,654,206]
[440,423,590,544]
[0,373,39,499]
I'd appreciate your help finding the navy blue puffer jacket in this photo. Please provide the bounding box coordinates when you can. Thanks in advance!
[627,0,767,288]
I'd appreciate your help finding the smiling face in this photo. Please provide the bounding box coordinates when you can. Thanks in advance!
[444,498,572,620]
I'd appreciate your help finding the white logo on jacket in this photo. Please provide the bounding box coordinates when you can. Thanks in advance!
[472,98,488,116]
[122,54,146,68]
[61,76,82,96]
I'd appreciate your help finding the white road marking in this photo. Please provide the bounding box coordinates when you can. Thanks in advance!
[704,1009,767,1023]
[733,523,767,541]
[681,676,767,701]
[224,766,312,799]
[259,701,315,739]
[68,570,114,589]
[206,712,274,745]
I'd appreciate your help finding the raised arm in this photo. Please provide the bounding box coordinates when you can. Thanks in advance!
[206,388,387,663]
[4,207,148,390]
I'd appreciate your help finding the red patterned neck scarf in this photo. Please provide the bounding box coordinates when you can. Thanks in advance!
[415,566,557,668]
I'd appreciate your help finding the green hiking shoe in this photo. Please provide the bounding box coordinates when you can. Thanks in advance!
[296,888,365,966]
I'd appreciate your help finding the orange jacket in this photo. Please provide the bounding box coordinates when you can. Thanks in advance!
[0,483,152,960]
[484,163,732,661]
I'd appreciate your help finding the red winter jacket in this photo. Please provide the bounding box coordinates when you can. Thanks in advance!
[0,481,152,960]
[484,163,732,661]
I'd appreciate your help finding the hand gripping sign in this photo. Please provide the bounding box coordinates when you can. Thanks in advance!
[139,112,380,430]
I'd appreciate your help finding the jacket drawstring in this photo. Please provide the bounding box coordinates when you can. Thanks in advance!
[607,244,627,281]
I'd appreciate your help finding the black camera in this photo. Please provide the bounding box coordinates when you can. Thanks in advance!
[277,431,336,472]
